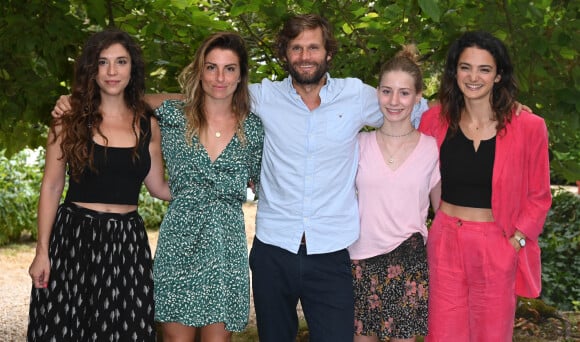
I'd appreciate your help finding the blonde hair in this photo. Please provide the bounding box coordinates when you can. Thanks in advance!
[378,44,423,93]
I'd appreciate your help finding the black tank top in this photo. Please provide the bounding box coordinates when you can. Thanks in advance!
[65,117,152,205]
[440,127,495,209]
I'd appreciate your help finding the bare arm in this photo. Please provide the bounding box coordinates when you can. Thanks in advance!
[429,180,441,212]
[29,127,66,288]
[144,93,183,109]
[51,93,184,118]
[51,95,72,118]
[143,117,171,201]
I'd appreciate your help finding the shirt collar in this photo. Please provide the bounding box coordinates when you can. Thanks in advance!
[285,72,333,103]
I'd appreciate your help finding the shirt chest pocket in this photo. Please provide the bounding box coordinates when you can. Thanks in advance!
[324,112,356,144]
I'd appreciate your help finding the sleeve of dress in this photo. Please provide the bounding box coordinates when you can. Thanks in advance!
[154,100,168,124]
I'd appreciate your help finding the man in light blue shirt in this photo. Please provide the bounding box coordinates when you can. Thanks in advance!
[250,72,382,255]
[248,14,427,342]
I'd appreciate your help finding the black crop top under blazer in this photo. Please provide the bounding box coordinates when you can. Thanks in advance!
[65,116,152,205]
[440,127,495,209]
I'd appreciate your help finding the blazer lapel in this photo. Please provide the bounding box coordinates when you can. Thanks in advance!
[493,128,512,192]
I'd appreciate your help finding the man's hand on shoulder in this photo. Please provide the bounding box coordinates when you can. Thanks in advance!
[50,93,185,119]
[514,102,533,116]
[51,95,72,118]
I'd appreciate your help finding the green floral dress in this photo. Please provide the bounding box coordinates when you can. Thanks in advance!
[153,100,263,331]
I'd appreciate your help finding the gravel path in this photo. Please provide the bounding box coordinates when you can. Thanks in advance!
[0,202,270,341]
[0,242,36,341]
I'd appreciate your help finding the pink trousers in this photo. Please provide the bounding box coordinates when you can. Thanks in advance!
[425,210,518,342]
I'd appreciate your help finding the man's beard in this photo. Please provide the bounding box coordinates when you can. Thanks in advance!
[288,59,328,85]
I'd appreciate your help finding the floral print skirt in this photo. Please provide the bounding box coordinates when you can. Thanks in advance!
[351,232,428,340]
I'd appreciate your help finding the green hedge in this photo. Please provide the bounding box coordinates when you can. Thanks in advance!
[540,189,580,311]
[0,148,167,245]
[0,148,43,243]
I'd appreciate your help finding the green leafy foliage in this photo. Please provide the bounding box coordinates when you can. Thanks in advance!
[139,188,168,231]
[0,0,88,154]
[540,189,580,311]
[0,148,43,245]
[2,0,578,182]
[0,146,167,246]
[548,120,580,184]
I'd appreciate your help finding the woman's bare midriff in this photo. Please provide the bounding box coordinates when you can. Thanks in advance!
[439,201,494,222]
[73,202,138,214]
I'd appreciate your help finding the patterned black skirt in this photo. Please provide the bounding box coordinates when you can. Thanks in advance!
[27,202,156,341]
[351,232,428,340]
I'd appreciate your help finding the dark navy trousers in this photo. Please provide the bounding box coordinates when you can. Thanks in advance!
[249,237,354,342]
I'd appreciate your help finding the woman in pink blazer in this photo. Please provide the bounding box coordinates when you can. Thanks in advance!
[419,31,551,342]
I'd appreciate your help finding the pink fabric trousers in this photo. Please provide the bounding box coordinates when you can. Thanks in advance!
[425,210,518,342]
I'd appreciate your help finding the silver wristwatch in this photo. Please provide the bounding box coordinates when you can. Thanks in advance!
[515,235,526,248]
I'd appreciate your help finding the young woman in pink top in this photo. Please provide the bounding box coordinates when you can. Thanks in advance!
[349,46,441,342]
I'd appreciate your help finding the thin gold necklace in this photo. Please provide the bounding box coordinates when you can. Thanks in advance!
[377,127,415,138]
[377,129,414,164]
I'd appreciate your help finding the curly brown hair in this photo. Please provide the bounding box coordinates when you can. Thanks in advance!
[54,28,151,181]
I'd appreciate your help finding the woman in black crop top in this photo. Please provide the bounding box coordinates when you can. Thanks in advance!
[27,29,170,341]
[418,31,551,341]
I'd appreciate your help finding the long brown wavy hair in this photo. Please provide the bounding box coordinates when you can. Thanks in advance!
[438,31,518,136]
[178,32,251,145]
[53,28,151,181]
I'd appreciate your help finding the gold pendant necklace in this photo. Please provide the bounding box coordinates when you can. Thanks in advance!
[377,129,413,164]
